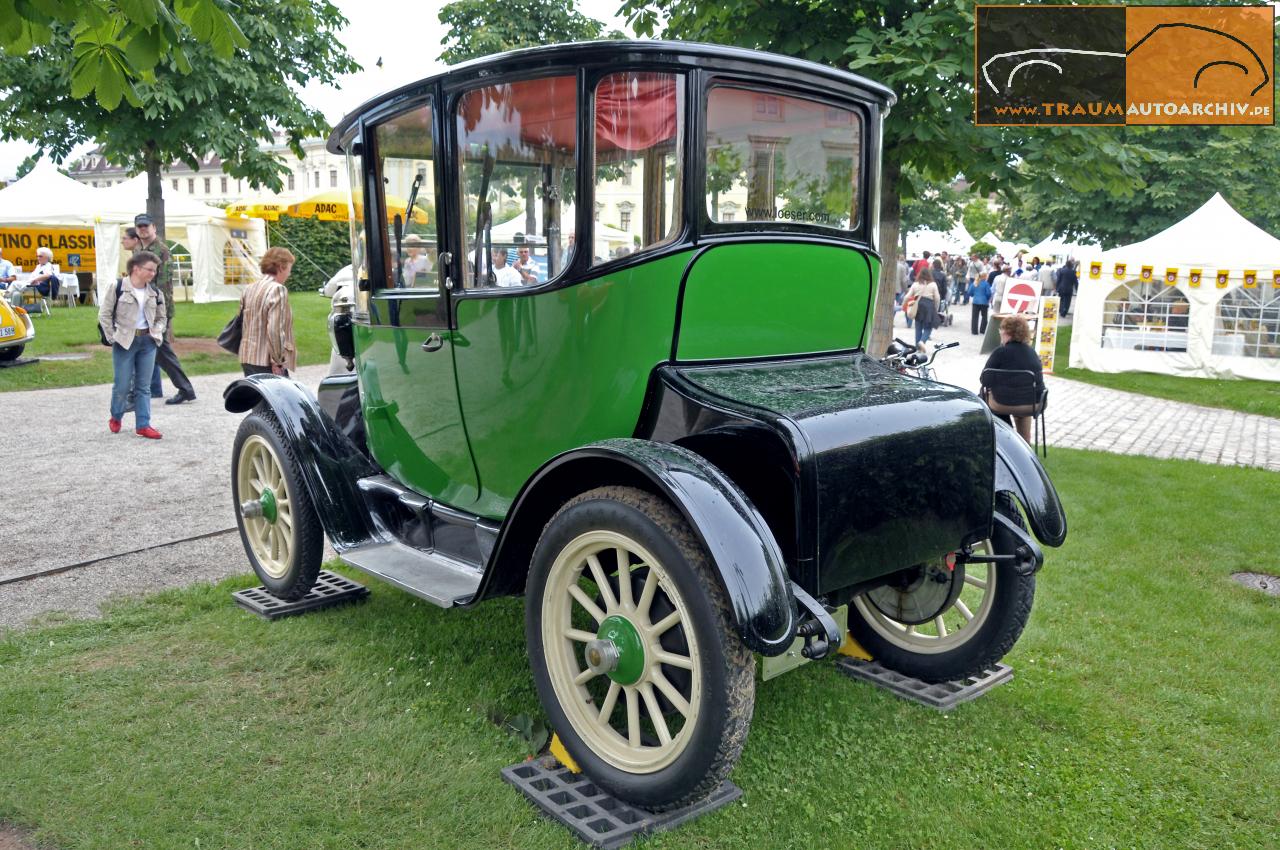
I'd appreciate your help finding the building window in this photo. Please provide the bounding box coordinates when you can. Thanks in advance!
[221,177,228,193]
[722,212,735,222]
[329,168,338,188]
[287,173,295,191]
[313,170,320,188]
[187,178,195,193]
[91,181,98,188]
[620,164,632,186]
[204,177,211,193]
[619,210,631,231]
[171,179,178,190]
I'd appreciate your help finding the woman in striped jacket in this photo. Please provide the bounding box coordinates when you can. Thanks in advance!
[238,247,297,377]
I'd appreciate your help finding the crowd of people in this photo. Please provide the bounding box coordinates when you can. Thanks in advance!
[895,249,1079,344]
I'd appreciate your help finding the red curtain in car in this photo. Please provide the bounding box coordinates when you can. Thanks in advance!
[595,73,679,154]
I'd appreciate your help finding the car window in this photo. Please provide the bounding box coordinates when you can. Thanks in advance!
[456,75,577,289]
[705,86,862,231]
[592,71,684,266]
[373,100,438,292]
[343,137,370,315]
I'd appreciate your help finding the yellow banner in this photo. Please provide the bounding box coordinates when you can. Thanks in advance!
[1038,296,1061,373]
[1189,269,1202,287]
[1089,261,1102,279]
[1215,271,1229,288]
[1243,270,1257,288]
[0,227,96,272]
[1164,268,1178,285]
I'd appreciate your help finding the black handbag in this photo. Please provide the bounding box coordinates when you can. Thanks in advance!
[217,309,243,354]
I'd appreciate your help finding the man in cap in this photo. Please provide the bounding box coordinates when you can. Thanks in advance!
[133,213,198,405]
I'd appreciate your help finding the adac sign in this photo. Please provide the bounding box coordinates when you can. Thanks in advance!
[0,228,97,271]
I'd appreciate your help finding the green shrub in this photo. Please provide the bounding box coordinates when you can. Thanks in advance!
[267,217,350,292]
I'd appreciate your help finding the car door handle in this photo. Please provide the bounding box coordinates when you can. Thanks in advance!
[422,333,444,352]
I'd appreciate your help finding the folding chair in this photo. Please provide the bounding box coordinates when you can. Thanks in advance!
[980,368,1048,457]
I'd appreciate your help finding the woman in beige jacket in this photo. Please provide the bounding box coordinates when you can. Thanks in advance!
[239,247,297,377]
[99,250,166,439]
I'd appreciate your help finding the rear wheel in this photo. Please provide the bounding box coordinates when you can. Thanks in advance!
[231,408,323,599]
[0,344,23,362]
[526,486,754,811]
[847,495,1034,682]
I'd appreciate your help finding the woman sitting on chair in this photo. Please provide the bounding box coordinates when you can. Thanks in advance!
[981,314,1043,444]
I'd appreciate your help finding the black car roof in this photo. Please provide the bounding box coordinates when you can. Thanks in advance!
[327,39,896,154]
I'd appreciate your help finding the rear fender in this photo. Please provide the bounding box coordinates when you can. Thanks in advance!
[993,421,1067,547]
[224,375,380,550]
[480,438,797,656]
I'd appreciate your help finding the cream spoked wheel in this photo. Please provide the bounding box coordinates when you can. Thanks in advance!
[847,499,1036,683]
[237,435,294,579]
[541,529,701,773]
[526,486,754,811]
[231,409,323,600]
[853,543,998,656]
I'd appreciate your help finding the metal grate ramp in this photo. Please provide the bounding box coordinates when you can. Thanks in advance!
[836,658,1012,711]
[502,758,740,849]
[233,570,369,620]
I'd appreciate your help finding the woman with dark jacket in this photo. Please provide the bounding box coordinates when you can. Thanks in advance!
[981,314,1043,444]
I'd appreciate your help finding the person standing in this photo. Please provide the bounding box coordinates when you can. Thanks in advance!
[239,248,298,377]
[133,213,197,405]
[1057,259,1079,317]
[970,270,993,335]
[100,251,165,439]
[905,271,940,347]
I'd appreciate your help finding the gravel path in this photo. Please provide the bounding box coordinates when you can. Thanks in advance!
[0,364,329,630]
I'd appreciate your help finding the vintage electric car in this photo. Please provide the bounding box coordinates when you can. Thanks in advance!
[0,295,35,362]
[225,42,1066,810]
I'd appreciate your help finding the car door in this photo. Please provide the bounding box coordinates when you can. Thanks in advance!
[354,95,480,507]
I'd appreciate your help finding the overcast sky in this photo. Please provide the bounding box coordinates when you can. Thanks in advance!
[0,0,637,179]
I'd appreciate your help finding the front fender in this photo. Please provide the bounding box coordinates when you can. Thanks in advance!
[224,375,380,550]
[993,421,1067,547]
[483,438,797,656]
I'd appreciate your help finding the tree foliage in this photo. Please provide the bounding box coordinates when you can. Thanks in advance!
[620,0,1150,350]
[0,0,359,236]
[0,0,248,110]
[961,198,1007,243]
[1004,126,1280,249]
[439,0,624,65]
[899,173,965,246]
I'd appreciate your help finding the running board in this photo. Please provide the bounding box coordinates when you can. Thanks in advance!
[339,541,482,607]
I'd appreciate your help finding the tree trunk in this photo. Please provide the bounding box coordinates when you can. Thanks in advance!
[144,141,166,242]
[867,157,902,356]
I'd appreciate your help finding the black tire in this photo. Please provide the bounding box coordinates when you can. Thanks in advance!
[526,486,754,811]
[0,344,23,362]
[847,493,1035,682]
[231,406,324,600]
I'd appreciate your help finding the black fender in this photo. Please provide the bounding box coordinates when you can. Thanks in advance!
[476,438,797,656]
[993,421,1067,547]
[224,375,380,550]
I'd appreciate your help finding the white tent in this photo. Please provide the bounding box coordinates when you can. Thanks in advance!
[978,231,1030,258]
[1026,234,1099,262]
[1071,193,1280,381]
[0,162,264,303]
[905,221,974,256]
[90,174,266,303]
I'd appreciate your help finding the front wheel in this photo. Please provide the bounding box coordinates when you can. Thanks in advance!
[526,486,754,811]
[231,407,323,599]
[847,495,1035,682]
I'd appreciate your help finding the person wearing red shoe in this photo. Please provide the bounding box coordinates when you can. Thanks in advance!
[100,251,166,439]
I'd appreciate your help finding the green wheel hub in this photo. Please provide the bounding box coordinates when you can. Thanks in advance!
[596,615,645,685]
[259,487,278,524]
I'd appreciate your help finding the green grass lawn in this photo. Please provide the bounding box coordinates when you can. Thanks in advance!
[1054,325,1280,418]
[2,449,1276,849]
[0,293,334,392]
